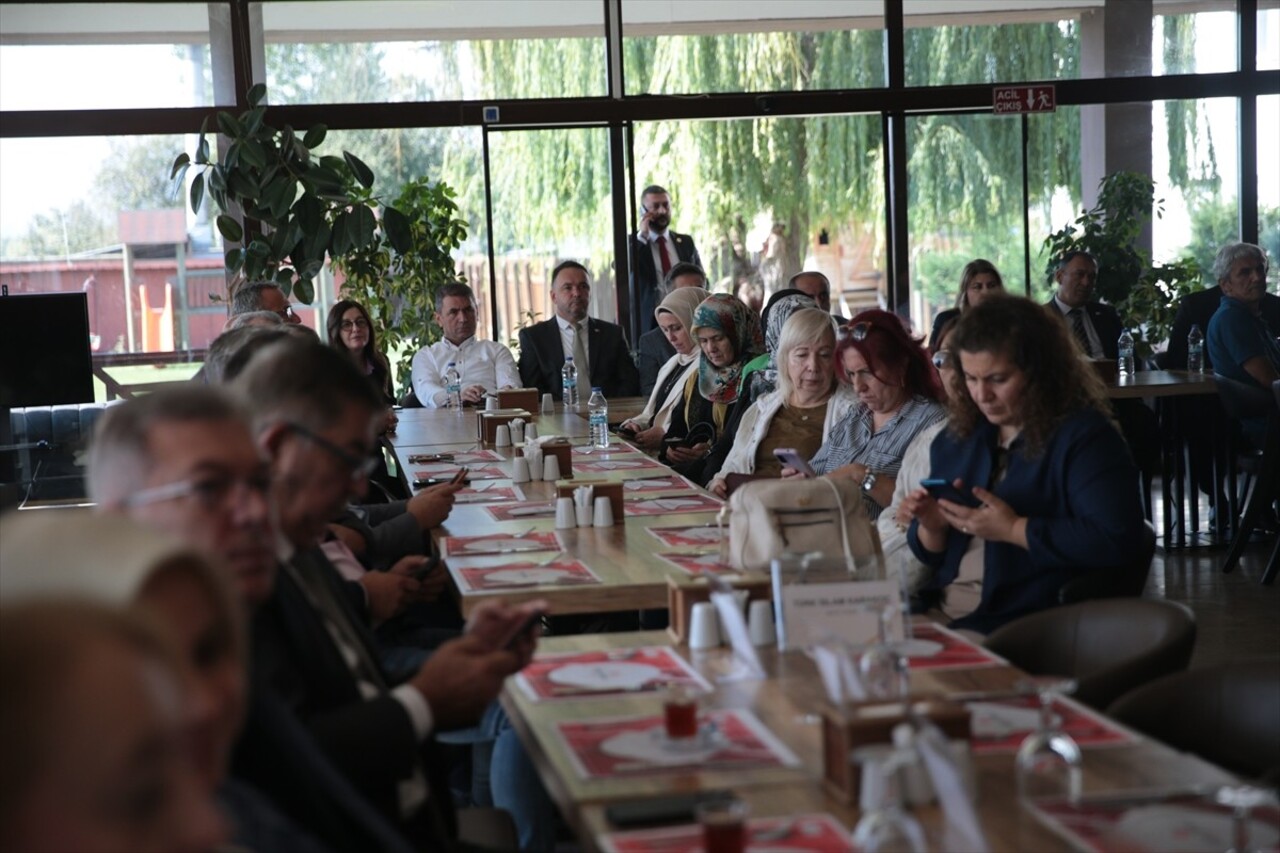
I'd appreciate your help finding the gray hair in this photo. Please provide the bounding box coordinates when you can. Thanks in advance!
[227,310,284,330]
[230,281,283,315]
[774,308,839,403]
[87,385,247,506]
[435,282,476,313]
[204,327,292,385]
[1211,242,1268,285]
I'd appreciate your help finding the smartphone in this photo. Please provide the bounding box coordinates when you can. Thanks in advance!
[412,556,441,581]
[613,423,638,439]
[449,467,470,485]
[662,435,688,448]
[408,453,453,464]
[605,791,735,828]
[413,476,471,489]
[773,447,815,478]
[920,478,981,508]
[504,608,548,650]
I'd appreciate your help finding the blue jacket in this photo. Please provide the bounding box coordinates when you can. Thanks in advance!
[908,409,1145,634]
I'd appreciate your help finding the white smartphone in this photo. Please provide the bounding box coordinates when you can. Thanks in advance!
[773,447,815,477]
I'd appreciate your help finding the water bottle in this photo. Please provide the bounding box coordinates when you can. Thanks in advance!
[1187,324,1204,373]
[445,361,463,412]
[587,387,609,448]
[1117,329,1135,378]
[561,356,579,409]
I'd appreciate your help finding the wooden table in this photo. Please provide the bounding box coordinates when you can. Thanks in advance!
[503,631,1238,852]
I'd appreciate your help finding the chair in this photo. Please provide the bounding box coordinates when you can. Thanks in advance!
[1108,662,1280,783]
[1057,521,1156,604]
[983,599,1196,711]
[1214,373,1279,584]
[398,387,423,408]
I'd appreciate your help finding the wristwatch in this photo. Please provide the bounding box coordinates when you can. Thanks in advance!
[861,469,878,494]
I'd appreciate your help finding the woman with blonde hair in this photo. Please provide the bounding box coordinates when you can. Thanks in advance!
[927,259,1005,351]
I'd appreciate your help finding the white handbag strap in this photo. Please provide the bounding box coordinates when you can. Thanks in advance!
[820,477,856,573]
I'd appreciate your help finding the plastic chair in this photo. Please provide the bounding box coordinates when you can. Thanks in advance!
[983,599,1196,711]
[1214,373,1279,584]
[1058,521,1157,604]
[1108,662,1280,782]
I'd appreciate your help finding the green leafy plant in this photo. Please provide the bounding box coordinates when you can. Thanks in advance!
[170,84,412,303]
[335,177,469,397]
[1043,171,1201,358]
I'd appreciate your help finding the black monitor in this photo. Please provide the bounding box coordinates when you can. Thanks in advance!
[0,292,95,408]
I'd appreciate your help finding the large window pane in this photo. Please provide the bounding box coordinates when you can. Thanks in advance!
[261,1,606,103]
[0,3,215,111]
[1258,95,1279,270]
[1261,6,1280,71]
[1155,98,1239,276]
[622,0,885,94]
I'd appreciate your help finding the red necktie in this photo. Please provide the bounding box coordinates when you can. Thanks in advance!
[656,235,672,277]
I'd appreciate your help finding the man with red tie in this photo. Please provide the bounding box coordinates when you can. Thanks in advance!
[632,184,702,335]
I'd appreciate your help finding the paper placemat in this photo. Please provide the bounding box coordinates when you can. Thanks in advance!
[967,694,1136,754]
[415,464,507,480]
[453,558,598,592]
[658,552,736,576]
[442,531,561,557]
[625,495,723,516]
[622,475,696,492]
[600,813,853,852]
[575,458,669,474]
[515,646,711,701]
[902,622,1006,670]
[486,502,557,522]
[646,525,724,548]
[454,484,525,504]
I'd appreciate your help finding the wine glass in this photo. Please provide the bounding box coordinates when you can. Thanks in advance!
[1015,677,1082,803]
[859,603,909,700]
[1216,784,1277,853]
[851,745,928,853]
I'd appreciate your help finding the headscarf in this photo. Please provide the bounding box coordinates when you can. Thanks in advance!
[654,287,709,362]
[632,287,711,429]
[750,292,818,399]
[690,293,764,404]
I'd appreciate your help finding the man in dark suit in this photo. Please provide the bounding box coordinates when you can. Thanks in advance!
[518,260,641,401]
[632,185,702,335]
[636,262,706,395]
[1047,250,1123,359]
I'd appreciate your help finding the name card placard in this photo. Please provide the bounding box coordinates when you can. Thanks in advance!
[775,578,903,651]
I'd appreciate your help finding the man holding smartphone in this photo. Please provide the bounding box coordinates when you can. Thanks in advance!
[632,184,702,335]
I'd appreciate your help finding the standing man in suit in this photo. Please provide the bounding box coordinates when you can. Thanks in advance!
[632,185,702,335]
[518,260,641,401]
[1047,250,1122,359]
[635,262,707,395]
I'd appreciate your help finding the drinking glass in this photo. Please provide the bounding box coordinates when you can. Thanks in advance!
[1015,678,1082,803]
[851,746,928,853]
[859,603,908,700]
[1217,784,1276,853]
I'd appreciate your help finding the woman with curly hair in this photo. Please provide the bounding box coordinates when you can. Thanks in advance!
[903,295,1145,634]
[927,259,1005,351]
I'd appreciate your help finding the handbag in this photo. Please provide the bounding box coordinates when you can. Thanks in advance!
[720,476,884,574]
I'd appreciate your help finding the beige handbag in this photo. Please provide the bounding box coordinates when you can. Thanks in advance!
[720,476,884,574]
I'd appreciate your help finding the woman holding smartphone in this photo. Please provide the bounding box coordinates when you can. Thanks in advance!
[902,296,1145,634]
[618,287,708,451]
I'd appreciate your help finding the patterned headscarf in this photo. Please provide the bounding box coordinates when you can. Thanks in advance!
[750,292,819,399]
[690,294,764,404]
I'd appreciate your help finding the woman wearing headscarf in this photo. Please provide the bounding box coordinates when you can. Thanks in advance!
[660,293,763,482]
[618,287,709,451]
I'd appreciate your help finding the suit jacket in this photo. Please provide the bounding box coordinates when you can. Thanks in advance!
[635,327,677,397]
[517,317,640,400]
[632,231,701,334]
[252,549,455,842]
[1047,297,1123,360]
[1166,286,1280,370]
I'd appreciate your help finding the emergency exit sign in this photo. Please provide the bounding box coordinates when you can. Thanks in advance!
[993,85,1056,114]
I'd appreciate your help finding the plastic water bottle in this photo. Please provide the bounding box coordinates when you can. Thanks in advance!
[561,356,579,409]
[1117,329,1135,377]
[587,388,608,448]
[1187,324,1204,373]
[445,361,463,412]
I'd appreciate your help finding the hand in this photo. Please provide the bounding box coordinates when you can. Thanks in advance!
[409,634,523,730]
[937,486,1026,547]
[826,462,866,482]
[666,441,709,464]
[359,564,422,625]
[631,424,666,450]
[779,466,807,479]
[397,555,448,603]
[327,523,368,557]
[639,208,653,238]
[382,408,399,435]
[709,477,728,498]
[406,482,462,529]
[901,486,950,536]
[461,384,487,405]
[465,598,549,668]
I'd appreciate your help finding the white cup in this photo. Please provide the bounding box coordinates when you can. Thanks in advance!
[510,456,530,483]
[542,454,561,481]
[554,497,576,529]
[524,424,538,441]
[747,600,777,647]
[688,602,721,650]
[527,454,543,480]
[485,396,499,411]
[510,422,525,443]
[593,495,614,527]
[493,425,511,447]
[575,504,592,528]
[541,393,555,414]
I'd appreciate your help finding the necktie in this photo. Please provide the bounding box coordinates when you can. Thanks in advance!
[573,320,591,400]
[291,559,387,692]
[1068,309,1093,357]
[656,235,673,277]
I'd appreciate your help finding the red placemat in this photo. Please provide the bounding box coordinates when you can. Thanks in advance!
[575,458,669,474]
[622,475,696,493]
[658,552,735,576]
[443,531,561,557]
[415,464,507,480]
[454,485,524,504]
[486,502,557,522]
[515,646,711,701]
[646,525,724,549]
[556,709,800,780]
[967,694,1136,754]
[407,449,503,464]
[903,622,1006,671]
[625,495,723,516]
[454,558,598,592]
[600,813,853,852]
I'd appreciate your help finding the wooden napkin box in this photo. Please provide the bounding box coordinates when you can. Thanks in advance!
[476,408,531,443]
[555,480,623,525]
[666,575,772,645]
[821,699,971,804]
[497,388,541,411]
[541,439,573,478]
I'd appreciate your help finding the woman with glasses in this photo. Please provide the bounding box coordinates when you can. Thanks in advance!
[708,308,855,498]
[327,300,394,406]
[660,293,764,481]
[798,310,946,518]
[927,259,1005,351]
[902,296,1145,634]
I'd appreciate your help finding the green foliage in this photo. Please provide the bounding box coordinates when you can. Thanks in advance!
[1044,171,1202,356]
[5,200,112,259]
[335,178,470,397]
[1181,197,1280,281]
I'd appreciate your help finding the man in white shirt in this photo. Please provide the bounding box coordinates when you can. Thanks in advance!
[410,283,520,408]
[631,184,702,335]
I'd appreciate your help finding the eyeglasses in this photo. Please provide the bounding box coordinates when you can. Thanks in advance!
[124,470,273,511]
[340,317,369,331]
[276,305,297,320]
[839,321,871,341]
[931,351,953,370]
[287,422,378,482]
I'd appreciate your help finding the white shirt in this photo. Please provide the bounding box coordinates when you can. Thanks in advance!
[637,226,674,281]
[556,316,589,375]
[1052,295,1104,358]
[411,336,520,408]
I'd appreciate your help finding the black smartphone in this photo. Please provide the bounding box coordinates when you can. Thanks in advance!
[413,476,471,489]
[662,435,688,448]
[920,478,982,508]
[605,791,735,828]
[504,608,548,650]
[613,423,638,438]
[412,556,441,581]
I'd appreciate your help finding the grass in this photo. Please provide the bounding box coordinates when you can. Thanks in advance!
[94,363,203,403]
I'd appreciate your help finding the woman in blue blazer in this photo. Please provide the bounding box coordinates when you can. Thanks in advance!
[904,296,1146,635]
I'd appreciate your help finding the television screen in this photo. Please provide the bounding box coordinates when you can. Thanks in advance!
[0,292,95,407]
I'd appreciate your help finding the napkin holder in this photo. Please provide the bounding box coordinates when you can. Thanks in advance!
[477,408,532,443]
[556,480,622,524]
[667,575,772,645]
[820,698,971,804]
[497,388,541,411]
[542,440,573,478]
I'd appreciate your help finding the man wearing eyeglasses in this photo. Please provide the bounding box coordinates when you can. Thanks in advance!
[230,280,303,326]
